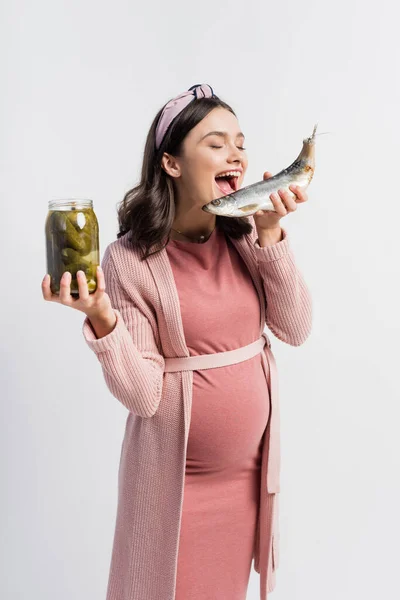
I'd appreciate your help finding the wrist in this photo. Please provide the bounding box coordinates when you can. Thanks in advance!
[87,309,117,339]
[257,226,283,247]
[87,307,115,323]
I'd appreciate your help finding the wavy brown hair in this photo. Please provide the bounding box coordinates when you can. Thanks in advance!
[116,94,254,261]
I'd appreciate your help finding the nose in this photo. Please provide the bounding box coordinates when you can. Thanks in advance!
[227,143,243,164]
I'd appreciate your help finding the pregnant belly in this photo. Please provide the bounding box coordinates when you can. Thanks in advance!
[186,353,270,475]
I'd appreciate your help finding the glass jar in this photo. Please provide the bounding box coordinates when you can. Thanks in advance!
[45,199,99,297]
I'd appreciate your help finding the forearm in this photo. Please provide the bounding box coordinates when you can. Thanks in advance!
[260,252,312,345]
[253,227,312,345]
[82,309,164,417]
[82,247,165,417]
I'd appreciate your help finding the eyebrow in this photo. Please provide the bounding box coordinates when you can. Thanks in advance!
[199,130,245,142]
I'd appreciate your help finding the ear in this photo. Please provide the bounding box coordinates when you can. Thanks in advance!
[161,153,181,178]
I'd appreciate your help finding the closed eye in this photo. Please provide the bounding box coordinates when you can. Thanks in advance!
[210,145,246,150]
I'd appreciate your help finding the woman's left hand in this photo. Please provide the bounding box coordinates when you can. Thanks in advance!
[253,171,309,231]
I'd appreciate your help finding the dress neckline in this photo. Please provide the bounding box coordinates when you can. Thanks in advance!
[167,225,218,248]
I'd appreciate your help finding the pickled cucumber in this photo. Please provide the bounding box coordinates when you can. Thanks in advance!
[87,280,97,293]
[51,212,68,233]
[51,211,92,254]
[61,247,91,265]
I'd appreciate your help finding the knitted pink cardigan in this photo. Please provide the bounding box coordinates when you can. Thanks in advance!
[82,220,312,600]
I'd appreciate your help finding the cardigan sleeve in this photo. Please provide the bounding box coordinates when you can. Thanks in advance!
[249,221,312,346]
[81,247,165,418]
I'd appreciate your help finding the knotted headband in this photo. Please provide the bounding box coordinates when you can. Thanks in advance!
[155,83,215,150]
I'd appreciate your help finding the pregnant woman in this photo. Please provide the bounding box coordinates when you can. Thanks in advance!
[42,83,312,600]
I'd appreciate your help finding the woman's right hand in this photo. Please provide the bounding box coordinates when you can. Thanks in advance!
[41,267,113,321]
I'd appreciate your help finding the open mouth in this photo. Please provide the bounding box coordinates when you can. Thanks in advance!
[214,173,239,195]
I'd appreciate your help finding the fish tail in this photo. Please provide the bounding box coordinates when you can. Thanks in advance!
[304,124,318,144]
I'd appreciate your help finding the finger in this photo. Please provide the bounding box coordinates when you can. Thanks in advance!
[289,185,307,203]
[94,265,106,296]
[42,274,58,302]
[278,189,297,212]
[263,171,273,180]
[76,270,89,302]
[269,192,287,216]
[59,271,73,305]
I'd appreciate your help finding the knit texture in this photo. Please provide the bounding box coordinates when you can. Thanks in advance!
[82,219,312,600]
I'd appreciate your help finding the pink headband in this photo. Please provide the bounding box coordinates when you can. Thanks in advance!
[155,83,215,150]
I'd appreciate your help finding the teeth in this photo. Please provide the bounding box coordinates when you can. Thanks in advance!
[215,170,241,178]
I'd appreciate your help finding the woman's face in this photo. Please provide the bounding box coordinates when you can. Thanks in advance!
[162,107,248,207]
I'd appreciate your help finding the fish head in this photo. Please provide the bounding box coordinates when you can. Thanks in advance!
[202,194,239,216]
[202,194,263,218]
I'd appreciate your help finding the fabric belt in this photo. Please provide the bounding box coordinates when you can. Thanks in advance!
[164,331,271,372]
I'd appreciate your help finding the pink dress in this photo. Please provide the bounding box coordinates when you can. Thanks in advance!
[165,224,271,600]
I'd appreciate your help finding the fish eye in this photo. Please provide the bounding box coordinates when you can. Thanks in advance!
[211,199,222,206]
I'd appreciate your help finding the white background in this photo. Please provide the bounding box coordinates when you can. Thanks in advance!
[1,1,399,598]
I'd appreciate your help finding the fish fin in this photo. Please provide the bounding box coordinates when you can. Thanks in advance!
[239,204,261,213]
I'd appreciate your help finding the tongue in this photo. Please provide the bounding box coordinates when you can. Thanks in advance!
[215,178,233,195]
